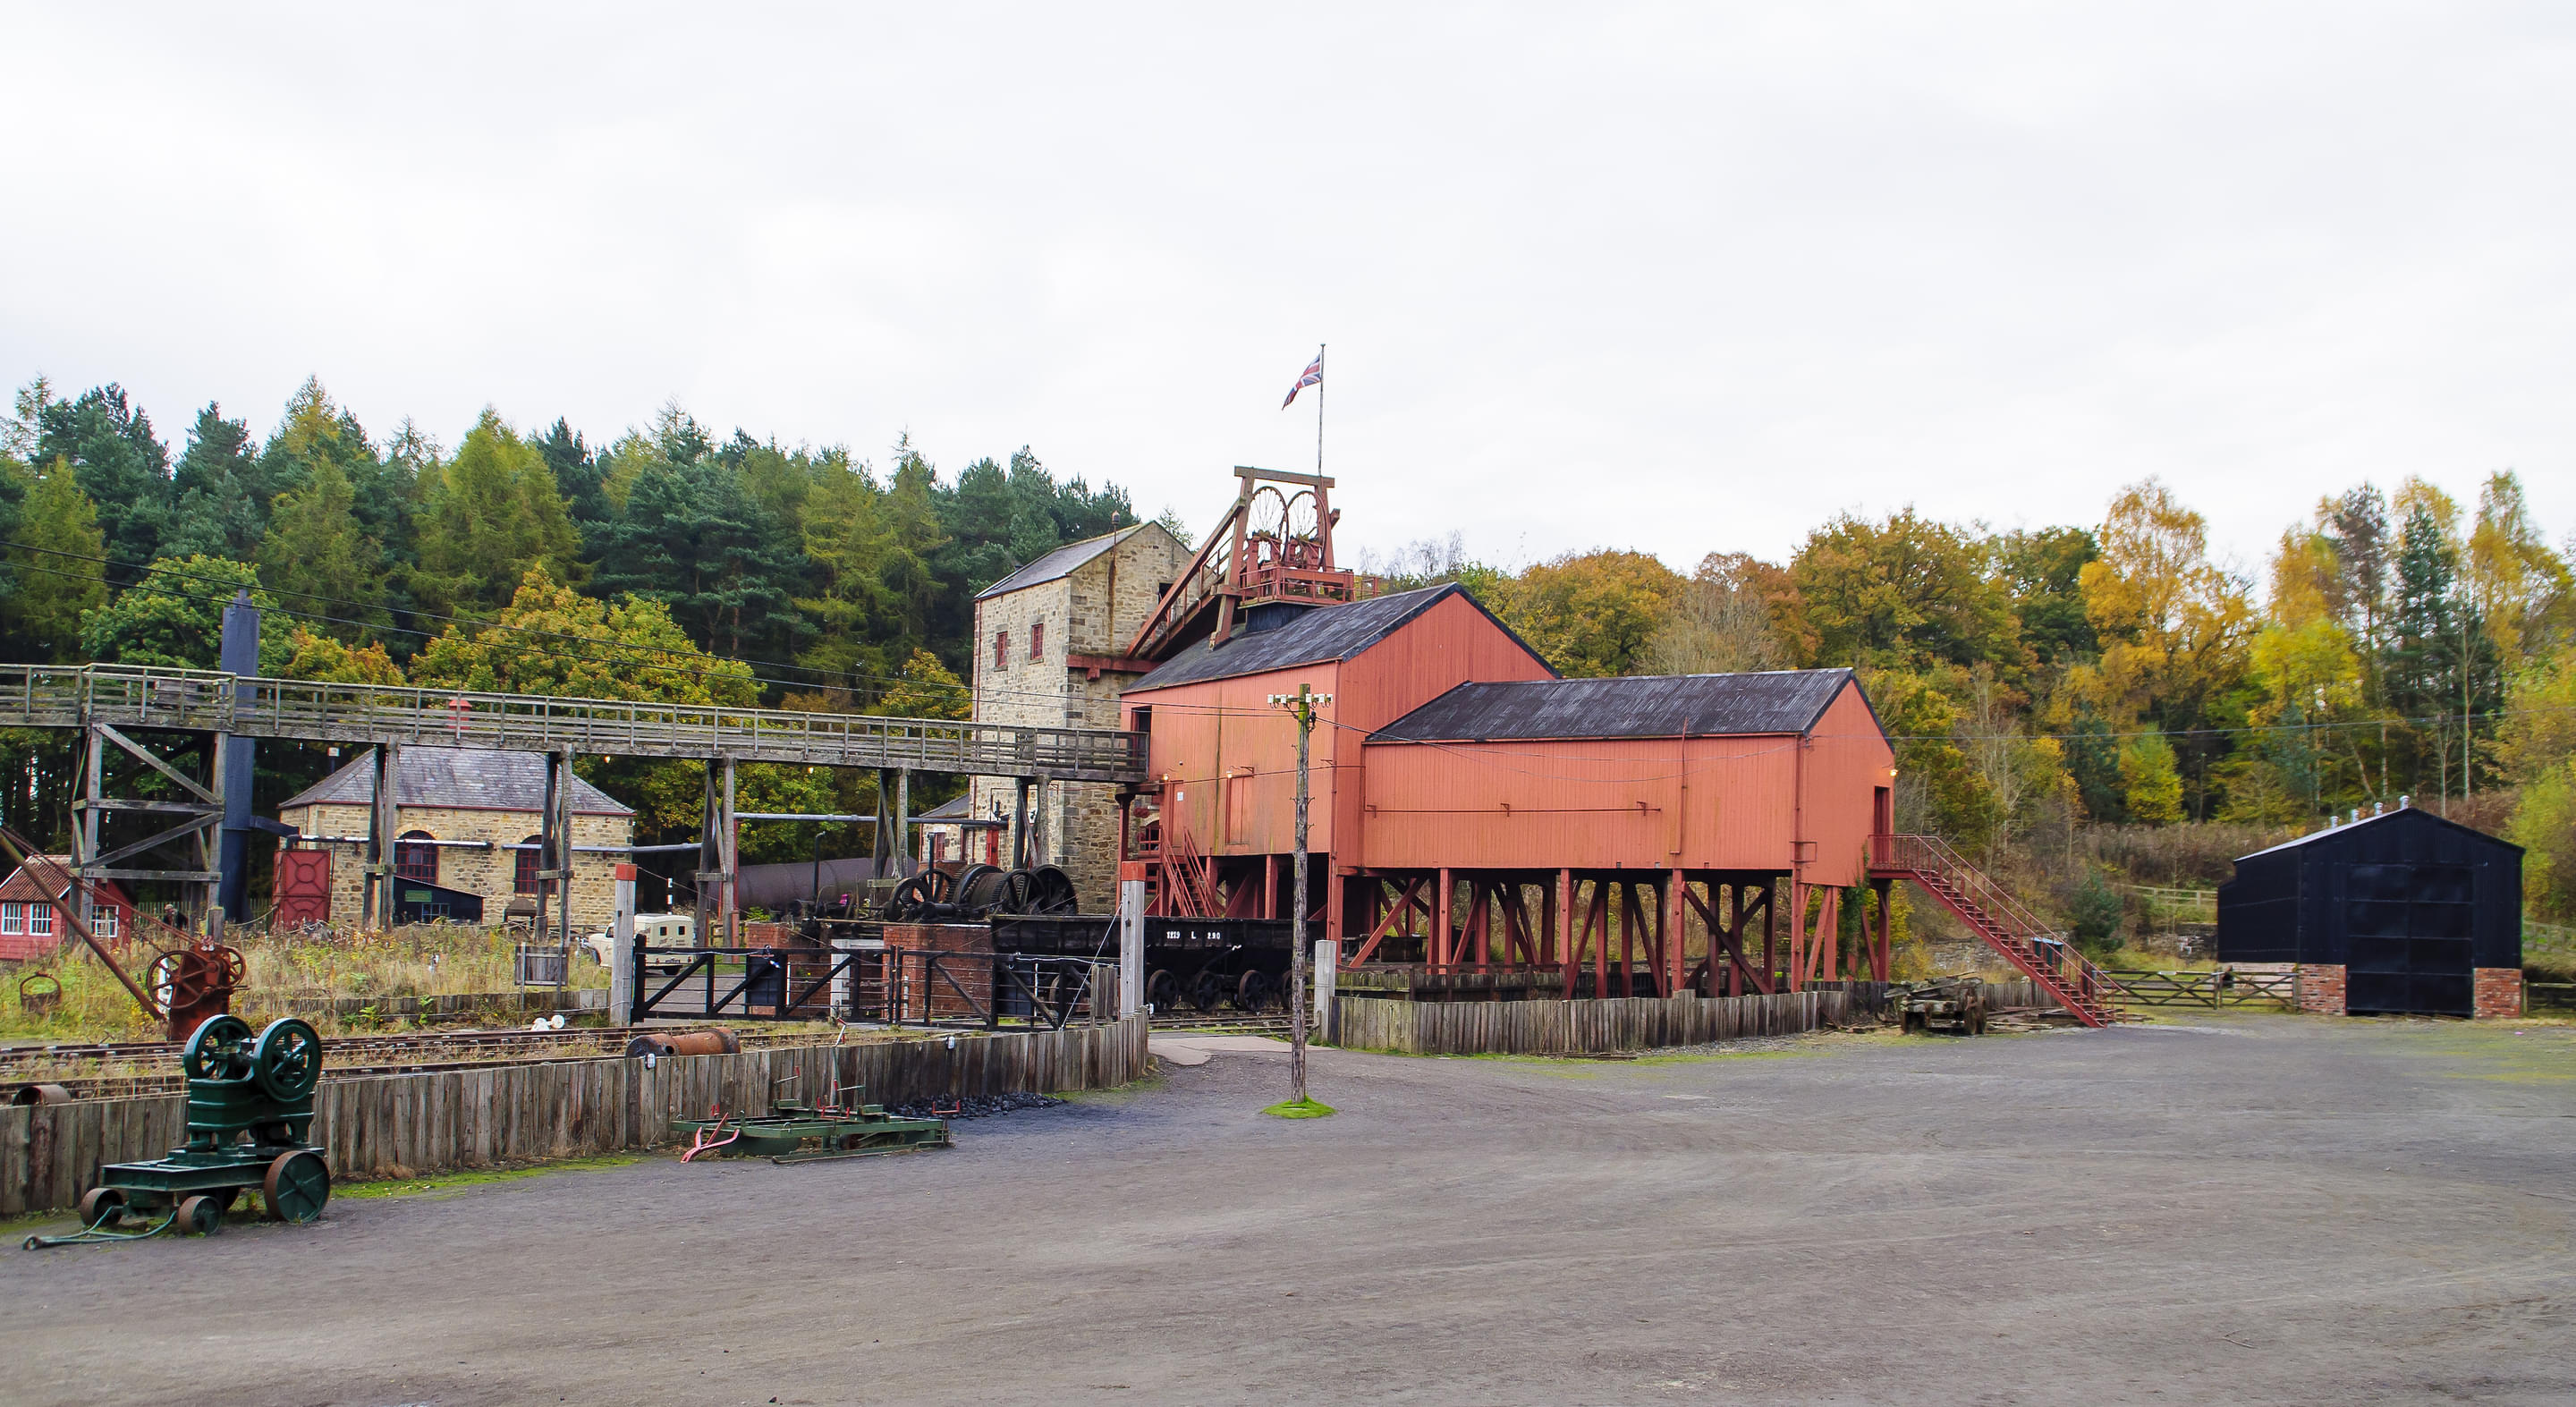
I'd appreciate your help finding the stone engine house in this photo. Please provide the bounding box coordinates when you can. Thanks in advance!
[276,748,636,931]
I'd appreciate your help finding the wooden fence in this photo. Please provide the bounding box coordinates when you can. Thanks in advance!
[0,1014,1147,1216]
[1329,990,1849,1056]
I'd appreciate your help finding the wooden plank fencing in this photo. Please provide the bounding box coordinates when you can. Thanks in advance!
[1329,990,1848,1056]
[0,1014,1146,1216]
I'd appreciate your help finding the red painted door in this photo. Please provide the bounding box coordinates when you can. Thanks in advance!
[274,849,333,928]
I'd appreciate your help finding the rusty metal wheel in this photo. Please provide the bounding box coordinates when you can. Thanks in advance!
[176,1193,226,1236]
[262,1150,330,1224]
[76,1186,125,1230]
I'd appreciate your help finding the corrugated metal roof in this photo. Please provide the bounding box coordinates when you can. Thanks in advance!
[1369,669,1860,742]
[973,527,1140,601]
[2234,803,2523,861]
[1123,583,1546,693]
[280,748,634,816]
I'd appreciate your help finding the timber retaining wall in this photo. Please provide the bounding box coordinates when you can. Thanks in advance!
[1330,990,1850,1055]
[1,1015,1147,1216]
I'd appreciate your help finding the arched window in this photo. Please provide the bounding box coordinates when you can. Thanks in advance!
[514,836,545,894]
[394,831,438,885]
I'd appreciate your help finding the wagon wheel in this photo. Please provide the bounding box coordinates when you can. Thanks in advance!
[1188,969,1224,1013]
[1146,969,1178,1012]
[176,1193,227,1236]
[1235,970,1273,1013]
[182,1013,254,1081]
[263,1149,331,1224]
[1025,860,1076,911]
[253,1018,323,1102]
[77,1186,126,1230]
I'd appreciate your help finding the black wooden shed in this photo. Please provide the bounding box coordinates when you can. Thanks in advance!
[2216,806,2522,1017]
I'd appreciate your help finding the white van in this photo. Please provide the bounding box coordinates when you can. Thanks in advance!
[582,912,696,965]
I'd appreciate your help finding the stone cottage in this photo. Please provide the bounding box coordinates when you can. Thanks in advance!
[968,522,1191,906]
[276,748,635,931]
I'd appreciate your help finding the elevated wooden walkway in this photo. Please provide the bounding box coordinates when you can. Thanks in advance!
[0,665,1146,783]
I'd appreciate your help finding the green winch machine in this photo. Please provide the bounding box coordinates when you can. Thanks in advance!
[27,1014,332,1249]
[673,1091,952,1165]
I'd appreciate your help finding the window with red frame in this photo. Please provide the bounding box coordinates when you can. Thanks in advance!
[394,831,438,885]
[514,835,545,894]
[1030,620,1045,662]
[994,630,1009,669]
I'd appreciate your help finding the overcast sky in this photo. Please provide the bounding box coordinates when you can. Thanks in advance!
[5,4,2571,578]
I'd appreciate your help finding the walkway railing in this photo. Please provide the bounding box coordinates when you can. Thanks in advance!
[1870,833,2122,1028]
[0,664,1147,782]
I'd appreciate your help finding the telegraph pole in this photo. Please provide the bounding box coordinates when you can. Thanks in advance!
[1270,682,1330,1104]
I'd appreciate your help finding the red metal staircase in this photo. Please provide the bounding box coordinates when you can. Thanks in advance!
[1869,834,2121,1028]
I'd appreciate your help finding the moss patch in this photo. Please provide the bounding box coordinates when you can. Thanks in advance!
[1261,1098,1337,1119]
[335,1154,640,1200]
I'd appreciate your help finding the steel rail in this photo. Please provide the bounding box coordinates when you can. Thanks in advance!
[0,664,1148,784]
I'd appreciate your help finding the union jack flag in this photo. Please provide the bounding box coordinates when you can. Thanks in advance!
[1282,353,1323,408]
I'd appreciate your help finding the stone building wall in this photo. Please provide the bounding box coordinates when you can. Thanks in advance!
[2293,962,2347,1015]
[281,801,631,931]
[967,527,1192,912]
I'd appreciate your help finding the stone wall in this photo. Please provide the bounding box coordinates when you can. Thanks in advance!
[966,528,1190,912]
[280,801,631,931]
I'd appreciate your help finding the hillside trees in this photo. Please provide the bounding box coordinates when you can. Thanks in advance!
[35,384,168,573]
[412,411,582,617]
[0,457,106,661]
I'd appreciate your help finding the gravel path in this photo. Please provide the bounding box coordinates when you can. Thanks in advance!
[4,1013,2572,1405]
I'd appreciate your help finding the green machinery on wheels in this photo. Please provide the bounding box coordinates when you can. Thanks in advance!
[27,1015,332,1249]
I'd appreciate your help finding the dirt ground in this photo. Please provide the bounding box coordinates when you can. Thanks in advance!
[5,1013,2573,1406]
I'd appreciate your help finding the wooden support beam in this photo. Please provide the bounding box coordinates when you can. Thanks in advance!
[1686,881,1771,995]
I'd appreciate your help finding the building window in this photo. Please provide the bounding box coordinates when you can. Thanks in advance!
[394,831,438,885]
[28,904,52,938]
[515,836,545,894]
[1030,620,1045,662]
[0,903,21,936]
[93,905,118,940]
[994,630,1009,669]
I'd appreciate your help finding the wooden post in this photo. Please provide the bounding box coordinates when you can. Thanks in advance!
[1555,869,1573,996]
[1435,866,1452,968]
[1874,880,1893,981]
[894,769,911,877]
[1666,869,1686,996]
[1786,878,1805,994]
[722,756,739,946]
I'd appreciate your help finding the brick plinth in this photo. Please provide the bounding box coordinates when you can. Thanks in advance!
[2474,967,2525,1020]
[882,921,996,1020]
[2295,963,2347,1015]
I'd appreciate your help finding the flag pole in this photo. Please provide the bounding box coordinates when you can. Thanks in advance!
[1315,343,1325,477]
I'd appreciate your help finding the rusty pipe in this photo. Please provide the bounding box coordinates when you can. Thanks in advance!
[12,1083,73,1106]
[624,1029,741,1058]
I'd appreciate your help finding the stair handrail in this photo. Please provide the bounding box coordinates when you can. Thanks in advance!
[1876,833,2120,1017]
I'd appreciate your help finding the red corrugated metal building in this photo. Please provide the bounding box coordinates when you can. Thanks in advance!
[1118,584,1898,995]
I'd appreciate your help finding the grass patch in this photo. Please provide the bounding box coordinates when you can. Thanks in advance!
[335,1154,640,1200]
[1261,1097,1336,1119]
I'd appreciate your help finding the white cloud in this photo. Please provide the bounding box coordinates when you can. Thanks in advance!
[3,3,2569,567]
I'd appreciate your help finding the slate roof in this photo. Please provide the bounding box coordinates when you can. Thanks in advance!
[1370,669,1866,743]
[975,527,1147,601]
[1124,583,1550,693]
[279,748,634,816]
[916,793,1000,826]
[2233,803,2523,861]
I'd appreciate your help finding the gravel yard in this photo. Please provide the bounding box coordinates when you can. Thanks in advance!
[4,1013,2572,1405]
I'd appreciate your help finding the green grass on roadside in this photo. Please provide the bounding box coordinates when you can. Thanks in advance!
[1261,1097,1336,1119]
[332,1154,640,1200]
